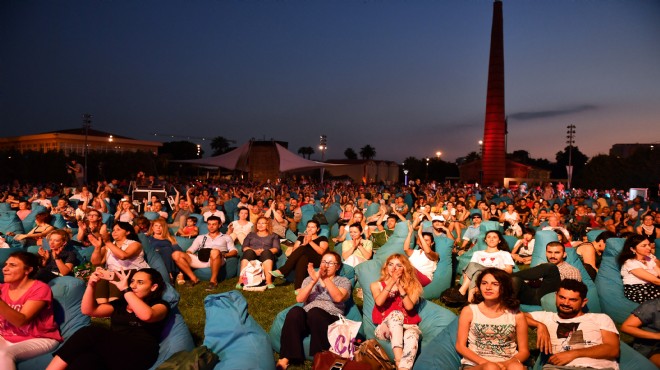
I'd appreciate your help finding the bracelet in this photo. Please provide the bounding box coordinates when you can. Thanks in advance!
[401,293,407,299]
[121,288,132,295]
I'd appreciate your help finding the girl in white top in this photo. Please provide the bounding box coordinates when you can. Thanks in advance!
[228,207,254,245]
[456,267,528,369]
[90,222,149,304]
[458,230,515,302]
[403,222,438,287]
[114,198,137,224]
[618,234,660,304]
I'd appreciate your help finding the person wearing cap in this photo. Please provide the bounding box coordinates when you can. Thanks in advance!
[421,215,452,240]
[457,213,482,255]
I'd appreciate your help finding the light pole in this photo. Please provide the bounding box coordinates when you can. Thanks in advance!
[82,113,92,185]
[566,125,576,189]
[425,158,430,180]
[319,134,327,183]
[403,169,409,185]
[478,140,483,158]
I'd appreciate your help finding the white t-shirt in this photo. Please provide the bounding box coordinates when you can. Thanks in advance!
[529,311,619,369]
[621,256,658,285]
[470,250,515,269]
[203,210,226,223]
[229,220,253,245]
[408,249,437,280]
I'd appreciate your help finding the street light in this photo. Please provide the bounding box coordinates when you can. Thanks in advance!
[403,169,409,185]
[425,157,430,180]
[436,151,442,159]
[478,140,483,158]
[319,134,327,183]
[566,125,576,189]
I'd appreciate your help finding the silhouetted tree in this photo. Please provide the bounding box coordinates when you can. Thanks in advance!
[297,146,315,159]
[210,136,236,156]
[160,141,201,160]
[359,145,376,160]
[344,148,358,160]
[552,146,589,179]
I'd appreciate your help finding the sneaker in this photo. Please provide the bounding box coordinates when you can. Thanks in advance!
[235,283,244,289]
[269,270,284,279]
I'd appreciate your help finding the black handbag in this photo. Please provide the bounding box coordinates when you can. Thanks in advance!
[196,236,211,262]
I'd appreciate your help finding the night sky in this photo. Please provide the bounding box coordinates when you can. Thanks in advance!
[2,0,659,163]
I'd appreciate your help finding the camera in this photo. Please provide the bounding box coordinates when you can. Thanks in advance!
[95,267,115,280]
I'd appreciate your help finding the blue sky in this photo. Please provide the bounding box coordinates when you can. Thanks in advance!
[2,0,659,162]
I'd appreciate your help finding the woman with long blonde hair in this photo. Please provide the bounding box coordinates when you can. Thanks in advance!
[148,218,182,282]
[370,254,423,370]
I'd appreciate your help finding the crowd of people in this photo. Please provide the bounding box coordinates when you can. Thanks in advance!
[0,175,659,369]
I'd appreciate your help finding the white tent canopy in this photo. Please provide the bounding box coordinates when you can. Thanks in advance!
[174,141,343,172]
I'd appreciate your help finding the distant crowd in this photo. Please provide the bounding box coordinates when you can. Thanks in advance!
[0,174,659,369]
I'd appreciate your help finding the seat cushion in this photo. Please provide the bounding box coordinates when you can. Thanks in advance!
[204,291,275,370]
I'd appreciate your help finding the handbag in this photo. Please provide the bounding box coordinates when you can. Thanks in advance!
[196,236,211,262]
[353,339,395,370]
[239,260,264,287]
[328,315,362,359]
[156,345,219,370]
[312,351,370,370]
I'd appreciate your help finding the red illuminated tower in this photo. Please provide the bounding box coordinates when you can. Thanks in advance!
[481,0,506,186]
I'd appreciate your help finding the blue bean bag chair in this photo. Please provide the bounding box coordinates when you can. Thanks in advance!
[269,264,360,361]
[297,204,317,233]
[16,276,91,370]
[324,203,341,227]
[595,237,638,324]
[143,211,161,221]
[530,230,560,267]
[364,203,380,218]
[175,236,195,251]
[0,203,10,211]
[412,317,461,369]
[101,212,114,228]
[0,210,24,235]
[50,213,67,229]
[223,197,239,222]
[479,220,501,233]
[355,259,457,363]
[586,229,605,242]
[21,204,47,232]
[204,291,275,370]
[372,221,411,263]
[421,236,453,300]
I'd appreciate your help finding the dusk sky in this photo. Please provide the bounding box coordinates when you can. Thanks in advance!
[2,0,659,163]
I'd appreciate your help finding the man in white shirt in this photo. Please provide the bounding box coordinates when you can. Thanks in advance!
[202,199,226,224]
[525,279,620,369]
[172,216,236,291]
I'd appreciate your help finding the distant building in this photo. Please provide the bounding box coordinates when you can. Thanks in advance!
[460,159,550,188]
[609,143,656,158]
[0,128,162,155]
[325,159,399,184]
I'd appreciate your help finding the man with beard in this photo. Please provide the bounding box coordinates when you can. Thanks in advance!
[524,279,620,369]
[511,242,581,306]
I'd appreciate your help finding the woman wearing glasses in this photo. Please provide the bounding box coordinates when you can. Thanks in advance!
[370,254,423,370]
[276,251,350,370]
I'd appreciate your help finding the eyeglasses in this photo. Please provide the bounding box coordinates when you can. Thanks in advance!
[321,261,339,266]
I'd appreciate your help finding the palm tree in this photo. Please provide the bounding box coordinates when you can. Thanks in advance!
[359,145,376,160]
[210,136,236,156]
[297,146,315,159]
[344,148,358,160]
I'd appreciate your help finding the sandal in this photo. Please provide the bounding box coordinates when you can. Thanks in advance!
[267,284,275,289]
[176,273,185,285]
[269,270,284,279]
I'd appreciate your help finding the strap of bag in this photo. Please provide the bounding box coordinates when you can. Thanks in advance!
[196,235,208,254]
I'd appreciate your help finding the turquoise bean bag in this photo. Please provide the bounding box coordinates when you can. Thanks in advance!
[175,236,195,251]
[587,229,605,242]
[595,237,638,324]
[205,291,275,370]
[323,203,341,227]
[364,203,380,218]
[530,231,560,267]
[0,203,10,211]
[412,317,461,369]
[531,341,656,370]
[143,211,161,221]
[101,212,114,228]
[297,204,317,233]
[0,210,24,234]
[223,197,239,222]
[22,204,47,232]
[51,213,67,229]
[421,236,453,300]
[355,259,457,362]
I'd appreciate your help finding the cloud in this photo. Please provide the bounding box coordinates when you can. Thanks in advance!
[508,104,597,121]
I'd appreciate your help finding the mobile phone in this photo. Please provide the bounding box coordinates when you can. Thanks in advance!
[95,267,115,280]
